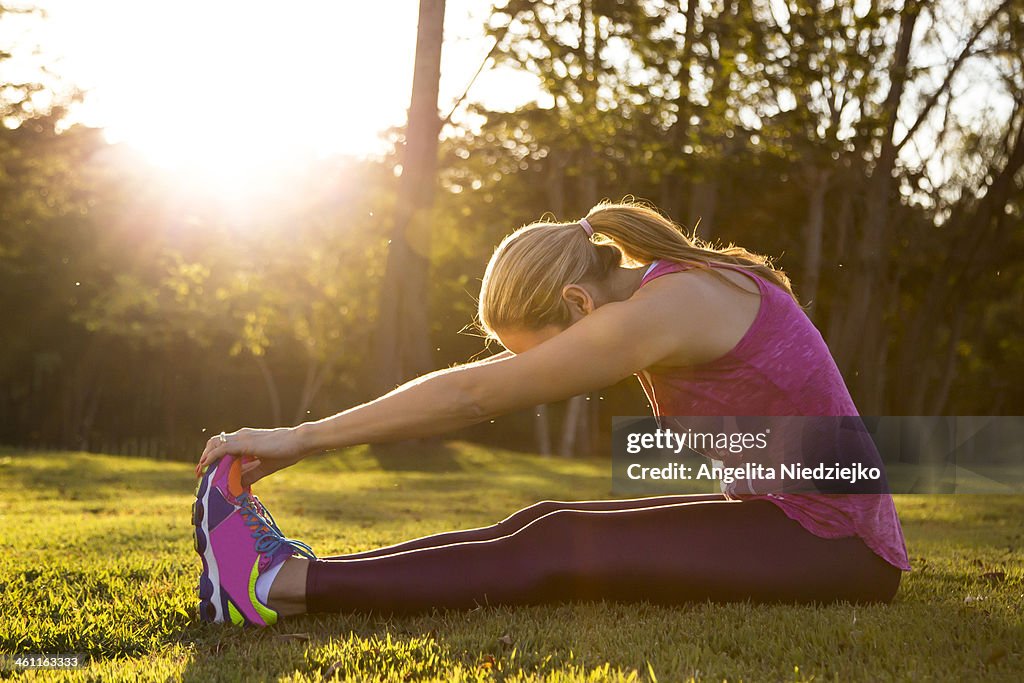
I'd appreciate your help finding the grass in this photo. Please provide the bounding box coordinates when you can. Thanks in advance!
[0,443,1022,682]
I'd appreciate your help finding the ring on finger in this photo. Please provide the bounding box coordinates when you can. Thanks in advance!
[218,431,228,444]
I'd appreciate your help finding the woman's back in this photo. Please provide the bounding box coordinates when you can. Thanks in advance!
[636,259,911,571]
[637,259,857,416]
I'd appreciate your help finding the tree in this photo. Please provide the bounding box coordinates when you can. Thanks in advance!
[372,0,447,396]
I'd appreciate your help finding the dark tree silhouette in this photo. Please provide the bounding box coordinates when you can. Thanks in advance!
[372,0,446,396]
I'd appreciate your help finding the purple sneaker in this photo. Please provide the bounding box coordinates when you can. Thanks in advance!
[193,455,315,626]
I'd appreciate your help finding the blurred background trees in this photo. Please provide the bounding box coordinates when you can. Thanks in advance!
[1,0,1022,459]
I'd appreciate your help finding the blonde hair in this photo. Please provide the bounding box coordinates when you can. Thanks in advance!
[477,199,796,341]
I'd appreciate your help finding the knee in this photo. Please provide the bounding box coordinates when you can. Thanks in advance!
[496,500,563,533]
[527,500,564,518]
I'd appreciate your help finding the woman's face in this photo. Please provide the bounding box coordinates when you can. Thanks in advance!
[494,324,565,355]
[493,283,598,354]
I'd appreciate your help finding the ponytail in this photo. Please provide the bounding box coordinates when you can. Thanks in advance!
[477,199,797,342]
[584,200,798,302]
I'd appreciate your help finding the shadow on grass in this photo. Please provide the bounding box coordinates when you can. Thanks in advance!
[367,440,468,473]
[0,449,195,500]
[174,595,1024,682]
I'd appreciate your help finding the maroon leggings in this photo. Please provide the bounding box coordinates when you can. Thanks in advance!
[305,495,901,614]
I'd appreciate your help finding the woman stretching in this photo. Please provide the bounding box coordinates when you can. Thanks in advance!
[193,201,909,627]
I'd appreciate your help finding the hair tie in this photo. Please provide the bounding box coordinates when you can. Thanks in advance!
[579,218,594,237]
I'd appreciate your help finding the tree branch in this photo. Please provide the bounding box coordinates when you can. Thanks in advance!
[441,22,512,127]
[894,0,1011,155]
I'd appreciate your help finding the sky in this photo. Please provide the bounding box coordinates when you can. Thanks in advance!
[0,1,543,181]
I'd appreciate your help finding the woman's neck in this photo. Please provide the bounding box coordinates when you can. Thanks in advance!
[601,264,653,304]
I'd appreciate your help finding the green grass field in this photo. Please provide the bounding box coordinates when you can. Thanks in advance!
[1,444,1022,682]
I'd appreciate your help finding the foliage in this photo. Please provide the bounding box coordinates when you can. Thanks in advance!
[443,0,1024,414]
[1,1,1023,455]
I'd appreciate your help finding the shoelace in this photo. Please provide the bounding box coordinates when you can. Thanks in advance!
[251,495,284,536]
[236,492,317,560]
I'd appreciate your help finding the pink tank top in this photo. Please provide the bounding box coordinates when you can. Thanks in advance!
[637,259,911,571]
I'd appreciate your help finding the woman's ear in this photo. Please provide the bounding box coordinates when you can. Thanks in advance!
[561,284,595,319]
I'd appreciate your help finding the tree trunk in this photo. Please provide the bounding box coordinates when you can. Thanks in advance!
[294,356,329,424]
[547,148,568,216]
[535,404,552,456]
[830,3,920,412]
[559,394,587,457]
[371,0,446,398]
[61,336,103,451]
[688,178,719,240]
[824,185,854,344]
[253,354,282,426]
[659,0,698,218]
[161,345,181,458]
[576,395,593,455]
[801,166,831,316]
[79,378,103,452]
[928,305,965,415]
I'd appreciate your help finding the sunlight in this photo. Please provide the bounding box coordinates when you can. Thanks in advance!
[77,1,417,188]
[7,1,531,193]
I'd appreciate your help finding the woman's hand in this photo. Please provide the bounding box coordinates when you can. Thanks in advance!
[196,426,309,486]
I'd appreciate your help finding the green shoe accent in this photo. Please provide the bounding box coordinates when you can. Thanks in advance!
[227,599,244,626]
[248,559,279,626]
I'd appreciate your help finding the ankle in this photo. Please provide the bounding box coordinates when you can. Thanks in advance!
[267,557,310,617]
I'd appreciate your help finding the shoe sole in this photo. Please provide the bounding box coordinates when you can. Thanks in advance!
[194,460,225,623]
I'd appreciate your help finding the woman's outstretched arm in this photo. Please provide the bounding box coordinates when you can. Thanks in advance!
[197,290,691,481]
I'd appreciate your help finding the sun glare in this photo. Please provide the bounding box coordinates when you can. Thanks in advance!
[2,0,529,195]
[0,1,541,198]
[86,1,420,190]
